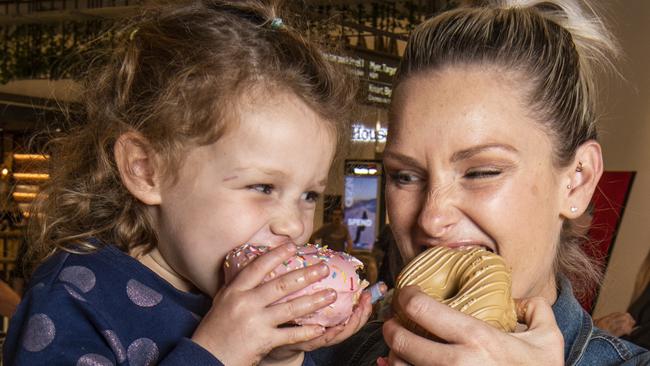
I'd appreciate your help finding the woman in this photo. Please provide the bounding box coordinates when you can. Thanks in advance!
[316,0,650,365]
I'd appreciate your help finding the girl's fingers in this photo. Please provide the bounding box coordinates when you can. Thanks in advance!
[346,290,374,331]
[395,286,491,344]
[228,243,297,290]
[266,289,337,325]
[315,290,374,345]
[255,262,330,304]
[284,324,346,352]
[274,323,327,347]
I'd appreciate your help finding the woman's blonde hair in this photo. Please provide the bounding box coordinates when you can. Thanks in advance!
[394,0,618,300]
[25,0,356,275]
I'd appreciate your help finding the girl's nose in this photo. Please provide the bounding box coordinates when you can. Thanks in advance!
[269,204,305,241]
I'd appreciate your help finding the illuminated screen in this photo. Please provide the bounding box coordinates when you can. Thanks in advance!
[343,175,378,251]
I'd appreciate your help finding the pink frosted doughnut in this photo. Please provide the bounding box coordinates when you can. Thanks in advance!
[224,243,368,327]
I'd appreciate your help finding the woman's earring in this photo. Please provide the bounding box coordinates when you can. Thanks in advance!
[570,206,578,213]
[576,162,583,172]
[567,184,572,189]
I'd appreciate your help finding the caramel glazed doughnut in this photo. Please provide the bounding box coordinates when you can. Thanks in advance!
[394,246,517,337]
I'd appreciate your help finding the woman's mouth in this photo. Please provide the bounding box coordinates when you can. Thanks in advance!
[419,243,496,254]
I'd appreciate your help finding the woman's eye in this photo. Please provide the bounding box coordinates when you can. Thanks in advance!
[389,172,420,185]
[302,191,320,203]
[249,184,274,194]
[464,170,501,179]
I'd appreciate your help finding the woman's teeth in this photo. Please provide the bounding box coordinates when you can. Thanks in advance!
[419,244,494,253]
[458,244,494,253]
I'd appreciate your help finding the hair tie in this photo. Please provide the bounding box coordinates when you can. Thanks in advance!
[270,17,284,30]
[129,27,139,41]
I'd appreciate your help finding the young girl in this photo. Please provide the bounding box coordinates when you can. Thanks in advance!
[4,1,374,365]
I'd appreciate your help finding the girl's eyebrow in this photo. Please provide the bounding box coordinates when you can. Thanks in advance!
[224,167,327,187]
[229,166,288,178]
[450,143,519,163]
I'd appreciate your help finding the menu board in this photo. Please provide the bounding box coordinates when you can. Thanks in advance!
[324,49,399,107]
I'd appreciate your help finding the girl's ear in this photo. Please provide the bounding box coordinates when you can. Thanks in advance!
[560,140,603,219]
[114,132,162,205]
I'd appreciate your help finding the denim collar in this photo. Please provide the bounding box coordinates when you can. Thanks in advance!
[552,276,593,365]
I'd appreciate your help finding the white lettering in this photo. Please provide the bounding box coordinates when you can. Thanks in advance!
[367,94,391,104]
[347,218,373,226]
[352,124,388,143]
[369,61,397,76]
[344,178,354,207]
[324,53,364,68]
[368,83,392,97]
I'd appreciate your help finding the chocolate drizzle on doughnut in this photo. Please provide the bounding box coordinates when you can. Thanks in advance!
[394,246,517,337]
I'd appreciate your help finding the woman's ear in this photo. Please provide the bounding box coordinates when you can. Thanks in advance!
[114,132,162,205]
[561,140,603,219]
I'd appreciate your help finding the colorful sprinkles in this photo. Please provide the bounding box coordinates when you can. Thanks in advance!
[225,243,365,291]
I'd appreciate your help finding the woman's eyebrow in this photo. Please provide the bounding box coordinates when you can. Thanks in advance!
[450,143,519,163]
[383,151,425,170]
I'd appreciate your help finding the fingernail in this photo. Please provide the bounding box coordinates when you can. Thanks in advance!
[310,263,329,277]
[323,289,337,302]
[516,299,529,321]
[377,356,388,366]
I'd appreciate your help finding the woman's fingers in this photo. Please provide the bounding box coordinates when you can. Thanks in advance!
[383,318,458,366]
[387,349,414,366]
[394,285,490,344]
[228,243,297,290]
[385,290,564,366]
[512,297,564,362]
[516,297,562,335]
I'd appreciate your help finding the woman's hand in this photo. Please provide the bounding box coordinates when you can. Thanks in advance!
[191,243,336,366]
[594,312,636,337]
[382,286,564,366]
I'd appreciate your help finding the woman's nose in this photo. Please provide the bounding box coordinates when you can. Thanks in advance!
[417,186,459,239]
[269,203,305,240]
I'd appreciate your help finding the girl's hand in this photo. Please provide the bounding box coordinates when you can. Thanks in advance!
[261,282,388,365]
[191,243,337,366]
[382,286,564,365]
[594,311,636,337]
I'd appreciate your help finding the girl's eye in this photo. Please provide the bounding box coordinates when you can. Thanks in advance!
[249,184,274,195]
[302,191,320,203]
[464,169,501,179]
[389,171,421,185]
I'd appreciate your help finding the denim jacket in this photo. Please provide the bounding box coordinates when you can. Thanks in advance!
[313,276,650,365]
